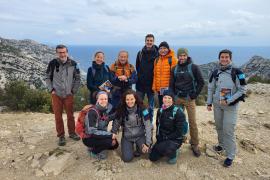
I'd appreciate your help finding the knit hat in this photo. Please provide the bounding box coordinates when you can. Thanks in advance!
[96,91,108,100]
[163,90,175,101]
[177,48,189,57]
[159,41,170,50]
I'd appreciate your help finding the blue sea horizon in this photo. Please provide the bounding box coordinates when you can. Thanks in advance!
[67,45,270,72]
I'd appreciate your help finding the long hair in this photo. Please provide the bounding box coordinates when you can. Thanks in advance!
[115,89,145,119]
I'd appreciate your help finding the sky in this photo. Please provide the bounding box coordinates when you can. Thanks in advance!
[0,0,270,46]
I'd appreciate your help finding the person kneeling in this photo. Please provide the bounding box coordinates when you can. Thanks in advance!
[111,90,152,162]
[76,91,118,160]
[149,90,187,164]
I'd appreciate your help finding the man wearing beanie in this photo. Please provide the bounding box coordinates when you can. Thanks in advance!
[152,41,177,107]
[169,48,204,157]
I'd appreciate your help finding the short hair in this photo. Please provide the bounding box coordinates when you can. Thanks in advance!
[218,49,232,59]
[94,51,105,57]
[56,44,68,52]
[145,34,155,41]
[118,50,129,57]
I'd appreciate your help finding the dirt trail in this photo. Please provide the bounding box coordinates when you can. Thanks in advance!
[0,86,270,180]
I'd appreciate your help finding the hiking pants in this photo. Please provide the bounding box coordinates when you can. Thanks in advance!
[121,136,146,162]
[214,103,238,159]
[82,136,119,154]
[175,98,199,146]
[52,94,75,137]
[149,140,181,161]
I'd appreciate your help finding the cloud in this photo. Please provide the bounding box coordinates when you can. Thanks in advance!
[56,30,70,36]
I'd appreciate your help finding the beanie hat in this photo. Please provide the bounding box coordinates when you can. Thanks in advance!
[177,48,189,57]
[158,41,170,50]
[163,90,175,102]
[96,91,108,100]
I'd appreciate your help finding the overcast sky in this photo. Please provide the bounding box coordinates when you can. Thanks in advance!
[0,0,270,46]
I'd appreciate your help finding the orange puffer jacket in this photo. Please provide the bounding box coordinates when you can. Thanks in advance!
[152,49,177,92]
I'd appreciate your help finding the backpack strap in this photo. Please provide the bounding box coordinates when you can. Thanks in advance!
[209,69,219,83]
[49,59,59,81]
[231,68,247,85]
[168,57,172,69]
[187,63,197,92]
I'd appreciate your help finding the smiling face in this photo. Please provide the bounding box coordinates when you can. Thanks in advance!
[145,37,154,49]
[159,46,169,56]
[97,93,108,107]
[94,52,104,65]
[125,94,136,108]
[178,53,188,64]
[219,53,232,66]
[163,95,173,107]
[56,47,68,62]
[118,51,128,65]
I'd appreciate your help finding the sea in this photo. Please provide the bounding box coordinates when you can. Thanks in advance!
[67,45,270,72]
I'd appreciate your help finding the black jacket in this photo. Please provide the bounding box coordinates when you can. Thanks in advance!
[169,57,204,99]
[156,105,186,144]
[135,45,159,92]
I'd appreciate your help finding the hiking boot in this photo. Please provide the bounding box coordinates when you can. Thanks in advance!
[213,145,223,153]
[58,136,66,146]
[97,151,107,160]
[223,158,233,167]
[69,133,80,141]
[191,145,201,157]
[167,149,179,164]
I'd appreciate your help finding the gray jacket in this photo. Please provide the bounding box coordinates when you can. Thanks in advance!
[111,106,152,146]
[45,58,81,97]
[207,66,247,107]
[84,104,113,137]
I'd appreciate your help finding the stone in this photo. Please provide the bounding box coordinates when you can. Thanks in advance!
[239,139,257,154]
[258,110,264,114]
[35,169,45,177]
[31,159,40,168]
[205,144,217,158]
[140,159,152,168]
[42,152,75,176]
[263,123,270,129]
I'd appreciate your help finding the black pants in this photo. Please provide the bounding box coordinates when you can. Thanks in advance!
[82,136,119,154]
[149,140,181,161]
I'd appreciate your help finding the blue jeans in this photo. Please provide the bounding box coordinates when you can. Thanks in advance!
[136,91,154,123]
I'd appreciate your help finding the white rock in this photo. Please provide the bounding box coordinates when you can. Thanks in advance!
[42,152,75,176]
[258,110,264,114]
[35,169,45,177]
[31,159,40,168]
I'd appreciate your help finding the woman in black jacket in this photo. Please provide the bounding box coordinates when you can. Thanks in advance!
[149,90,187,164]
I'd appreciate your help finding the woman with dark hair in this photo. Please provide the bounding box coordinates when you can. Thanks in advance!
[111,89,152,162]
[87,51,112,104]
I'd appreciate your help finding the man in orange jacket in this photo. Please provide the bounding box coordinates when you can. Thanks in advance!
[152,41,177,107]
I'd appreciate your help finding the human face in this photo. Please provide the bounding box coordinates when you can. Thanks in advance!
[145,37,154,49]
[118,52,128,65]
[219,53,232,66]
[178,53,188,64]
[126,94,136,108]
[163,95,173,107]
[159,47,169,56]
[97,94,108,107]
[95,53,104,65]
[56,48,68,62]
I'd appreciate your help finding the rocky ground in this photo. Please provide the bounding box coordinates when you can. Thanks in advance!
[0,83,270,180]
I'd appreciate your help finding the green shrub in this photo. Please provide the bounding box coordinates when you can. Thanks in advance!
[247,75,270,84]
[74,85,89,111]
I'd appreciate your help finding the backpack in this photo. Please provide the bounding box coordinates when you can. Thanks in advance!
[91,65,110,77]
[173,63,197,93]
[157,106,189,136]
[75,104,100,139]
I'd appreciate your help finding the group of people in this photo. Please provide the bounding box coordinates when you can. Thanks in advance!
[45,34,247,167]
